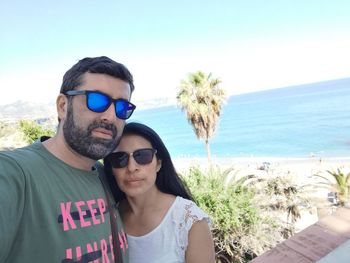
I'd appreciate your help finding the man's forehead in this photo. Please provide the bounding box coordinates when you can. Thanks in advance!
[79,72,131,98]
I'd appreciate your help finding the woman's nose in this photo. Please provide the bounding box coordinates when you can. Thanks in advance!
[126,154,138,172]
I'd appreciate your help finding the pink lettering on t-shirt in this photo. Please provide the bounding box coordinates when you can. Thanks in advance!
[75,201,91,228]
[65,248,72,260]
[60,202,77,231]
[118,232,125,253]
[101,239,110,263]
[76,246,82,261]
[65,246,82,261]
[87,199,100,225]
[121,229,128,249]
[97,198,106,223]
[64,237,115,262]
[86,241,99,263]
[60,198,107,232]
[109,234,114,261]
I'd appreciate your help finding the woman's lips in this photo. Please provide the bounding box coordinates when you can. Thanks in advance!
[126,178,143,185]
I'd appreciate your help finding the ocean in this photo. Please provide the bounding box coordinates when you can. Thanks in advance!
[129,78,350,159]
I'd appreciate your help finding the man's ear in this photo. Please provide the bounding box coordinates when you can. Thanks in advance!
[57,94,68,122]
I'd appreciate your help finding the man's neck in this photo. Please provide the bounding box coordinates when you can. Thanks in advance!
[42,135,96,171]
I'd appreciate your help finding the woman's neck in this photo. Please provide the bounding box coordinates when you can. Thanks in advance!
[124,190,177,216]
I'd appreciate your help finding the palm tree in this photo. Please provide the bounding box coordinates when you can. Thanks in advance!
[327,169,350,206]
[314,168,350,206]
[176,71,226,164]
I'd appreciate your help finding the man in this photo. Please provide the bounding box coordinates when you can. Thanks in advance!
[0,56,135,262]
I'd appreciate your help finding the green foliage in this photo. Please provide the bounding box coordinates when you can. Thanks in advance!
[182,166,283,263]
[314,168,350,206]
[260,176,309,224]
[327,169,350,206]
[327,169,350,196]
[19,119,55,144]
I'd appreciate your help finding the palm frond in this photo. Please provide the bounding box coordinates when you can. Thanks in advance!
[176,71,227,162]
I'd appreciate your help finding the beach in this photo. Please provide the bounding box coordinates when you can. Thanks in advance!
[174,156,350,176]
[174,156,350,232]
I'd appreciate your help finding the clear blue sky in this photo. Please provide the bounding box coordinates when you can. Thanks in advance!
[1,0,350,105]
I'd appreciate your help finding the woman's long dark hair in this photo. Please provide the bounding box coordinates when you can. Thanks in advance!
[104,122,194,202]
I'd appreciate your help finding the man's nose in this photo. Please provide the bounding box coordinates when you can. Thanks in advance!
[100,103,117,121]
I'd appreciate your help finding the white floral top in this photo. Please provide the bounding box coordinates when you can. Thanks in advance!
[126,196,211,263]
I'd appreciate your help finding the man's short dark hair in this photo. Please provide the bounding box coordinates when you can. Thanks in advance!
[60,56,135,94]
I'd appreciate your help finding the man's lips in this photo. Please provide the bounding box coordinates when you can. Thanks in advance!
[92,128,113,139]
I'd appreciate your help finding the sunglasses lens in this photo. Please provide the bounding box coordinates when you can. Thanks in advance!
[133,149,155,165]
[87,92,110,112]
[109,152,129,168]
[115,100,136,120]
[107,149,156,168]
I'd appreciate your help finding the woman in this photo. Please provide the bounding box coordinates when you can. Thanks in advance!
[104,122,215,263]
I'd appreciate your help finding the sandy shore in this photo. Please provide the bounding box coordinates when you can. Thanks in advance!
[174,156,350,175]
[174,156,350,191]
[173,156,350,232]
[174,156,350,201]
[174,155,350,199]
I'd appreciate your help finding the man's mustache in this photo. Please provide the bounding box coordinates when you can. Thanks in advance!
[87,121,118,139]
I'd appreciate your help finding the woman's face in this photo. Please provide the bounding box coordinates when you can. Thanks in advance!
[111,134,162,198]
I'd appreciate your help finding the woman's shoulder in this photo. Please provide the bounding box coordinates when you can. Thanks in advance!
[170,196,212,256]
[173,196,211,229]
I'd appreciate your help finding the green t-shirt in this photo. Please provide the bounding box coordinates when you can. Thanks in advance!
[0,141,128,263]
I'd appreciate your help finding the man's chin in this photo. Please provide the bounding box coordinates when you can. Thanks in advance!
[87,142,116,159]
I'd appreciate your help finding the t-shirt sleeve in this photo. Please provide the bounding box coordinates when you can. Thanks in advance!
[173,198,211,258]
[0,153,26,261]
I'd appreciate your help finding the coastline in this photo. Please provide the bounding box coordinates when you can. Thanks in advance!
[174,155,350,191]
[173,156,350,172]
[174,156,350,232]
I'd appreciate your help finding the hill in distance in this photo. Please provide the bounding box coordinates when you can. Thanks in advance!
[0,97,177,122]
[1,77,349,122]
[0,100,57,121]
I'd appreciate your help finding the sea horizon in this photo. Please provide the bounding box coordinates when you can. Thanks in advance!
[1,77,349,159]
[129,77,350,159]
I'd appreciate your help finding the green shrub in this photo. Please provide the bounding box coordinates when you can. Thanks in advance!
[19,119,55,144]
[182,165,283,263]
[314,168,350,206]
[327,169,350,206]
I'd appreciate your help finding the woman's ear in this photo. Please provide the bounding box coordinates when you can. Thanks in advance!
[156,159,162,173]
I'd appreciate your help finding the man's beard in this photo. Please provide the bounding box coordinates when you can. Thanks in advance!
[63,104,120,160]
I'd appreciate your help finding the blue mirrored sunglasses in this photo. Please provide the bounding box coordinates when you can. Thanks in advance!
[64,90,136,120]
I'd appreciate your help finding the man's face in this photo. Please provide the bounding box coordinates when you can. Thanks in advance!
[62,73,132,160]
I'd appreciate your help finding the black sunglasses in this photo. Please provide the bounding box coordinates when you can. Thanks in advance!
[106,148,157,168]
[64,90,136,120]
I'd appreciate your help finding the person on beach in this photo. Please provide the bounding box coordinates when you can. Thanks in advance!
[0,56,136,263]
[104,122,216,263]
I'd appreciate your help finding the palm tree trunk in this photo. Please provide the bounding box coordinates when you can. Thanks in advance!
[205,139,212,165]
